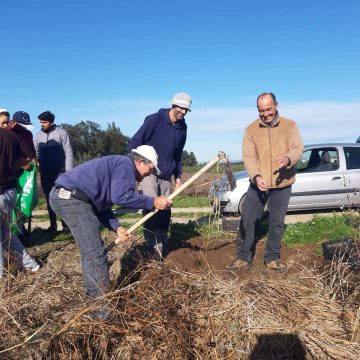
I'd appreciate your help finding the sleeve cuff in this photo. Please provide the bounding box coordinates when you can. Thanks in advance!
[252,174,261,183]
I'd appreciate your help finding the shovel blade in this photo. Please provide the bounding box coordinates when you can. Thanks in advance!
[224,160,237,191]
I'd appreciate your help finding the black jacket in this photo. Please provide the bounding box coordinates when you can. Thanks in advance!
[0,129,33,194]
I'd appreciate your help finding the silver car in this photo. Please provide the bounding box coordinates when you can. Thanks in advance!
[209,143,360,214]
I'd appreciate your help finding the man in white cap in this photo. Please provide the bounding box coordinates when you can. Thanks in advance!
[129,92,192,259]
[49,145,172,319]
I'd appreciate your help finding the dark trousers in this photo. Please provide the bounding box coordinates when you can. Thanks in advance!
[236,183,291,263]
[140,174,171,257]
[41,172,67,230]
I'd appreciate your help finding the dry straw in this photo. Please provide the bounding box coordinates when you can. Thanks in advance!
[0,241,360,359]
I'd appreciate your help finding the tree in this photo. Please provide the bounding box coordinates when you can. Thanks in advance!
[182,150,198,166]
[61,121,102,163]
[95,122,129,156]
[60,121,129,165]
[188,152,198,166]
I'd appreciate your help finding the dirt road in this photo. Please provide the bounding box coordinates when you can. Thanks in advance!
[31,208,337,230]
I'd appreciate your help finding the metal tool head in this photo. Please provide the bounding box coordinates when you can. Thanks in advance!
[224,157,237,191]
[217,151,237,191]
[217,151,227,161]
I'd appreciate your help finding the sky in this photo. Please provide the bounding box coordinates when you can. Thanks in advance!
[1,0,360,162]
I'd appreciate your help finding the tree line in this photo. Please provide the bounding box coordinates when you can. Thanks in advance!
[60,120,198,166]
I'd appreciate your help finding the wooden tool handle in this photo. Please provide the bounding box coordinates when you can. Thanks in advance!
[108,151,226,250]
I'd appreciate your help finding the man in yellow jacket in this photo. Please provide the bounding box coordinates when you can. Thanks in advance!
[229,92,304,272]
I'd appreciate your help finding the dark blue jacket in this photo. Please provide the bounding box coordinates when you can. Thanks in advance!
[55,155,154,231]
[128,108,187,181]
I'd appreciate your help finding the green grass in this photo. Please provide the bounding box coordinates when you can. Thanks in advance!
[32,214,50,221]
[34,197,47,210]
[283,213,360,247]
[172,196,209,208]
[183,163,245,174]
[113,196,210,213]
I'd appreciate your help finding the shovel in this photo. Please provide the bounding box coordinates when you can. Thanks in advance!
[107,151,236,251]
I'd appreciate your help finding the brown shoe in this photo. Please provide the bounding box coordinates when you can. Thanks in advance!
[227,259,252,271]
[265,260,287,273]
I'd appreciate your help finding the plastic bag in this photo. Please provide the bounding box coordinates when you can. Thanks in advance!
[16,163,38,217]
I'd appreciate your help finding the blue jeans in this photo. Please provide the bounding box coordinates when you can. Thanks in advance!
[236,183,291,263]
[0,189,38,278]
[49,187,110,298]
[0,189,17,277]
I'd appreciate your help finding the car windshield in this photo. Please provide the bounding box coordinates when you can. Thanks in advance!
[234,170,248,179]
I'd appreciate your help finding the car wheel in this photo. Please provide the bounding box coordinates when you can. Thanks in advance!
[238,195,268,217]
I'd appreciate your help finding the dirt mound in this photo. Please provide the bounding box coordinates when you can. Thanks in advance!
[165,237,322,279]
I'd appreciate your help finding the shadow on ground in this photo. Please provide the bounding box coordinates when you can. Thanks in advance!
[250,333,307,360]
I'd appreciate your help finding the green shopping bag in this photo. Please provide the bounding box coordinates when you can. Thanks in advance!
[16,163,39,217]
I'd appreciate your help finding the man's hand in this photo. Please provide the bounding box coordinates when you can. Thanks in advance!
[275,156,290,169]
[175,178,182,190]
[154,196,172,210]
[255,176,269,191]
[22,163,32,171]
[116,226,131,242]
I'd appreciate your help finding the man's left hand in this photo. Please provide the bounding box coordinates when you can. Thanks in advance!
[22,163,32,171]
[275,156,290,169]
[116,226,131,242]
[175,178,182,189]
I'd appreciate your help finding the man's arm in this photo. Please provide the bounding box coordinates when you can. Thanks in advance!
[33,133,40,159]
[242,130,261,181]
[62,130,74,171]
[174,131,187,182]
[286,123,304,167]
[15,135,34,169]
[128,116,157,150]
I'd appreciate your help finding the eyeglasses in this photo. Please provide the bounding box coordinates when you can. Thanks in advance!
[142,161,154,173]
[177,106,189,113]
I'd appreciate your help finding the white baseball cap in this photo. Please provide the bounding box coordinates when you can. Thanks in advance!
[131,145,161,175]
[171,92,192,111]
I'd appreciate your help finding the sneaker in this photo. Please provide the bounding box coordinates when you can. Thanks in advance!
[24,263,40,272]
[265,260,287,273]
[227,259,252,271]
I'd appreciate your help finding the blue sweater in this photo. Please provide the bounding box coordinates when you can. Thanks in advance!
[128,108,187,181]
[55,155,154,231]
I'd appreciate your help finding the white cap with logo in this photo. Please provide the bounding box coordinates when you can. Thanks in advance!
[131,145,161,175]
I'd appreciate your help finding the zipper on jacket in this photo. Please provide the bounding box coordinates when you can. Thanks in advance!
[268,126,273,188]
